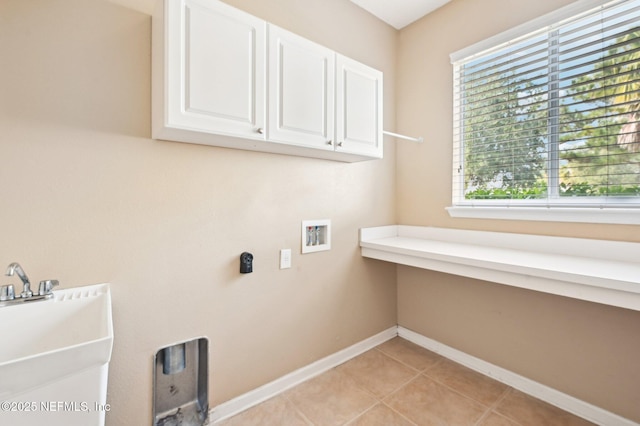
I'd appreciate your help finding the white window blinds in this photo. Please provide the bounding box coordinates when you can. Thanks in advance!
[451,0,640,208]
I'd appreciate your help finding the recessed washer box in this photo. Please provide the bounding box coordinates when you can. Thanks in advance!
[302,220,331,253]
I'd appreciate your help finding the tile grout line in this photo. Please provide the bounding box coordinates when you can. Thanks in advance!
[412,355,521,419]
[282,392,316,426]
[369,344,450,425]
[284,363,383,426]
[340,347,427,426]
[343,403,376,426]
[370,346,445,404]
[416,369,496,412]
[337,347,425,402]
[472,386,520,426]
[373,345,446,375]
[336,354,416,425]
[378,376,422,426]
[381,400,420,426]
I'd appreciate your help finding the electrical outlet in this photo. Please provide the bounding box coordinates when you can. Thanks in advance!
[280,249,292,269]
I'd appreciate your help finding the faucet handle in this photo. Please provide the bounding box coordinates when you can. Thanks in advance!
[38,280,59,296]
[0,285,15,301]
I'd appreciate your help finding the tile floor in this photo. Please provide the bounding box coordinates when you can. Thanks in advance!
[217,337,595,425]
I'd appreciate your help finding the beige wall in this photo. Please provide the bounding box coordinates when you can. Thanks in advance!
[0,1,398,424]
[396,0,640,422]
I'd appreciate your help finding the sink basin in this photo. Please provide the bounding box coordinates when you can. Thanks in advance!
[0,283,113,425]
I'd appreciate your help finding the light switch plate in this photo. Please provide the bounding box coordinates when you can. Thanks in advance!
[280,249,292,269]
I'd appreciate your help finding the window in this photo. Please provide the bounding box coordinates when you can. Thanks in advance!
[450,0,640,223]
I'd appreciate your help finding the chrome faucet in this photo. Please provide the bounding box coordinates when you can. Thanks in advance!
[1,262,59,307]
[6,262,32,298]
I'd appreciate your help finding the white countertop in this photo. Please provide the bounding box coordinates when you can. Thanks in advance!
[360,225,640,311]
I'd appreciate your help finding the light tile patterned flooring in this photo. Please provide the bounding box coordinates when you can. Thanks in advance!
[217,337,595,425]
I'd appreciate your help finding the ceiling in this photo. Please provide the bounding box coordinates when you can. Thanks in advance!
[349,0,451,29]
[108,0,451,29]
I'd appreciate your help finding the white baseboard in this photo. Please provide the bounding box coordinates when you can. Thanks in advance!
[397,326,638,426]
[208,325,636,426]
[209,326,398,424]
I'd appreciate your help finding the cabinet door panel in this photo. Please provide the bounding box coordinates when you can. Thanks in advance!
[336,55,383,158]
[166,0,266,138]
[268,25,334,149]
[186,5,252,120]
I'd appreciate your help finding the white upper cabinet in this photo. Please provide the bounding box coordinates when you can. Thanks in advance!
[335,55,383,158]
[153,0,266,141]
[268,25,335,150]
[152,0,383,162]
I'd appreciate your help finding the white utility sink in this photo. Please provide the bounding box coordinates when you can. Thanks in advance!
[0,283,113,426]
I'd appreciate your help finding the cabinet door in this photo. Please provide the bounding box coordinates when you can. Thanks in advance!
[268,25,335,150]
[335,55,383,158]
[162,0,266,139]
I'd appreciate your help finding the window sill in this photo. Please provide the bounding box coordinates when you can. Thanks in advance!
[446,206,640,225]
[359,225,640,311]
